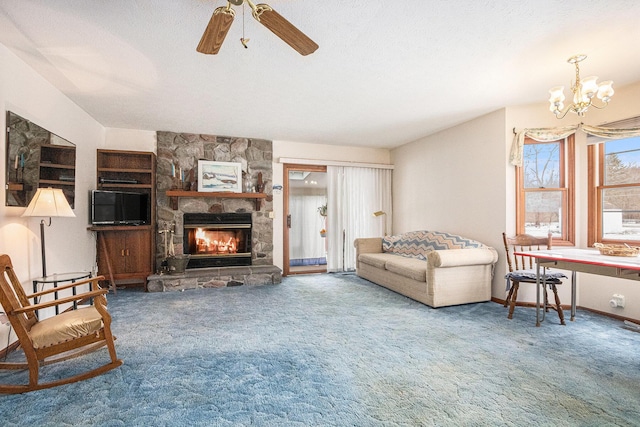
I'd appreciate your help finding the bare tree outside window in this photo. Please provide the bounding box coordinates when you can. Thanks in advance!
[522,141,564,238]
[601,138,640,241]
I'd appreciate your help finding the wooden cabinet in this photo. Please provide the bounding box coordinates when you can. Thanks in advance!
[92,150,156,290]
[39,144,76,207]
[94,227,153,289]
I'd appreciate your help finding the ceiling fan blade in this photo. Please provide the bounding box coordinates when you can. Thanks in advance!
[197,6,235,55]
[253,5,318,56]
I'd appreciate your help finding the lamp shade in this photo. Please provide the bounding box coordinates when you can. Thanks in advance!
[22,188,75,218]
[597,81,614,100]
[580,76,599,98]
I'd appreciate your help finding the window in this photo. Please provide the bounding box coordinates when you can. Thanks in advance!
[516,135,575,244]
[589,135,640,244]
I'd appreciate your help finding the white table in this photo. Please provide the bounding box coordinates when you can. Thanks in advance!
[514,248,640,326]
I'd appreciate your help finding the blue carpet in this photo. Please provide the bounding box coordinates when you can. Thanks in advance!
[1,273,639,426]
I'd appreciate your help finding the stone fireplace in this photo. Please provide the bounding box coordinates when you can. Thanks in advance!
[146,131,281,292]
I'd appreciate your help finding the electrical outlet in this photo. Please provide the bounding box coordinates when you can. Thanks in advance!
[610,294,625,308]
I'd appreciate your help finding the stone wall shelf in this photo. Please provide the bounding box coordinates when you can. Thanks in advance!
[165,190,267,210]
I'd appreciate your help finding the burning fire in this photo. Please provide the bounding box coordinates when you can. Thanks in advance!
[195,228,238,254]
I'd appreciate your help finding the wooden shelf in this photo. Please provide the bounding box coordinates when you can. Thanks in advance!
[7,183,24,191]
[41,163,75,169]
[98,167,153,173]
[98,183,153,189]
[39,145,76,207]
[39,179,75,186]
[165,190,267,210]
[88,225,153,232]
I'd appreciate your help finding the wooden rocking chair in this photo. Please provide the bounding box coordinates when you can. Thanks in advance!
[0,254,122,394]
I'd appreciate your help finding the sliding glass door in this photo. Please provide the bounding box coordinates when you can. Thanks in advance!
[283,164,327,276]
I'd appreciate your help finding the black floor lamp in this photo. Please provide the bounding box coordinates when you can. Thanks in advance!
[22,188,75,278]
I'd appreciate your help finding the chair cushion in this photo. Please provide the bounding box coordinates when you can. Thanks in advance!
[506,269,566,282]
[505,269,566,290]
[29,307,103,349]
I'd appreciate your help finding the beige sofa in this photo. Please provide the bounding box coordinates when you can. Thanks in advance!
[354,231,498,308]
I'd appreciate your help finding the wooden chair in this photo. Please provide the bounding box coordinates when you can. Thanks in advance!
[0,254,122,394]
[502,233,567,325]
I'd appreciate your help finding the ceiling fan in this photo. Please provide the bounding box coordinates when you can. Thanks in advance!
[197,0,319,56]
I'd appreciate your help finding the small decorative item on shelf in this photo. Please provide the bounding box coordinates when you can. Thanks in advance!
[170,163,181,189]
[256,172,266,193]
[320,229,326,238]
[244,173,254,193]
[594,242,640,257]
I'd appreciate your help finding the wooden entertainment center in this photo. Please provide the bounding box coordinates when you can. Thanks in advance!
[89,149,156,291]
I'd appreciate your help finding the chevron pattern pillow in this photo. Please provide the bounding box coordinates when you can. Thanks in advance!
[382,231,487,260]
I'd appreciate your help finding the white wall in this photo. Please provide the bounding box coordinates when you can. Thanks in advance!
[0,43,105,344]
[272,141,391,269]
[104,128,156,152]
[391,109,508,298]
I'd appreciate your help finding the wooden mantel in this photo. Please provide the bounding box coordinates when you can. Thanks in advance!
[165,190,267,210]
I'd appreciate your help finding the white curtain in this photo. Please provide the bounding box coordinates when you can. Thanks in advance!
[289,193,326,262]
[326,166,392,272]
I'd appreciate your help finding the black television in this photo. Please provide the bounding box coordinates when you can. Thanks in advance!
[90,190,149,225]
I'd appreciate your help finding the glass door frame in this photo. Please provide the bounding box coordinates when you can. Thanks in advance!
[283,163,327,276]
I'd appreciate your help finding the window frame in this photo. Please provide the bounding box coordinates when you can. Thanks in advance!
[516,134,575,246]
[588,139,640,246]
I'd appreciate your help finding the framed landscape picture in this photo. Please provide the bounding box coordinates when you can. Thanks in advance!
[197,161,242,193]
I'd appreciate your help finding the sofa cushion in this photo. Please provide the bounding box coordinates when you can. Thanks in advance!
[358,253,393,269]
[382,230,487,260]
[384,256,427,282]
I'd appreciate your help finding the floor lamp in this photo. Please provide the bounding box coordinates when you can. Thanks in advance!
[22,188,75,278]
[373,211,387,236]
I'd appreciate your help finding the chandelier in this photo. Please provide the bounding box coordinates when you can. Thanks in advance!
[548,54,614,119]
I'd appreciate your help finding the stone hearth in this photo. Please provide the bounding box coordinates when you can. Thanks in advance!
[147,265,281,292]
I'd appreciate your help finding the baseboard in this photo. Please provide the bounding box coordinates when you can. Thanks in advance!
[490,297,640,324]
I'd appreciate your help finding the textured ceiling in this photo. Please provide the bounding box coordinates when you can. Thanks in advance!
[1,1,640,149]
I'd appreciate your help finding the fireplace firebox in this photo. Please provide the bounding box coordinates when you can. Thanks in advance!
[183,213,252,268]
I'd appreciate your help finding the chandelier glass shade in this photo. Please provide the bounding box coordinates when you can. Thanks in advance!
[548,55,614,119]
